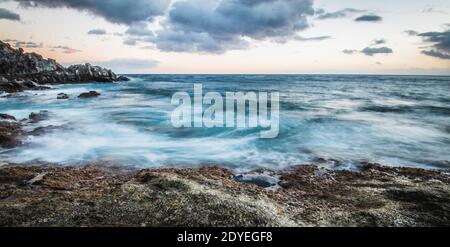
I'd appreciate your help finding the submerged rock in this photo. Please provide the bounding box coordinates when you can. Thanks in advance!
[78,91,101,98]
[27,125,65,136]
[28,110,50,123]
[57,93,69,100]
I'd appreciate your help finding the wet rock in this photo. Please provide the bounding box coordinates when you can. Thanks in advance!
[27,172,48,185]
[233,173,279,188]
[117,75,130,81]
[78,91,101,98]
[0,114,16,121]
[0,79,50,93]
[0,121,21,148]
[28,110,50,123]
[27,125,64,136]
[57,93,69,100]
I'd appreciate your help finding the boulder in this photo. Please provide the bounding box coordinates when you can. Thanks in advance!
[78,91,101,98]
[57,93,69,100]
[28,110,50,123]
[0,120,21,148]
[117,75,130,81]
[0,114,16,121]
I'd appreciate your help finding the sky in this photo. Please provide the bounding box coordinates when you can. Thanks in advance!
[0,0,449,75]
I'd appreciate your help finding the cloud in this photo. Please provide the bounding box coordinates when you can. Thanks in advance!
[404,30,419,36]
[15,41,43,48]
[14,0,171,25]
[294,35,331,42]
[0,7,21,21]
[372,38,386,45]
[422,6,447,14]
[361,46,393,56]
[4,39,43,48]
[417,28,450,60]
[342,49,358,55]
[421,50,450,59]
[50,45,81,54]
[123,38,138,46]
[87,29,107,35]
[125,22,154,37]
[153,0,315,53]
[154,29,249,53]
[354,14,382,22]
[91,58,159,73]
[316,8,365,20]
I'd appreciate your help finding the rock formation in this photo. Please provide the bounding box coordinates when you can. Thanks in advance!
[78,91,101,98]
[0,40,128,93]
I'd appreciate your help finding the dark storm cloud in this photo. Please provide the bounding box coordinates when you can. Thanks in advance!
[354,14,382,22]
[87,29,107,35]
[14,0,171,24]
[316,8,365,20]
[0,7,20,21]
[417,29,450,60]
[154,29,249,54]
[153,0,315,53]
[361,46,393,56]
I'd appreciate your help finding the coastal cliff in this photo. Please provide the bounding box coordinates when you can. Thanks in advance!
[0,40,128,93]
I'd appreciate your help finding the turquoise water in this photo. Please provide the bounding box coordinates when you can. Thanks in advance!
[1,75,449,170]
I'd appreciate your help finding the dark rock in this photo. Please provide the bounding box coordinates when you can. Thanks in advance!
[0,40,125,89]
[0,121,21,148]
[66,63,117,82]
[57,93,69,100]
[28,110,50,123]
[27,125,66,136]
[117,75,130,81]
[78,91,101,98]
[0,114,16,121]
[233,173,279,188]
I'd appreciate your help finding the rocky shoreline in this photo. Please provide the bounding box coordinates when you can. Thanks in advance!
[0,40,128,93]
[2,103,450,227]
[0,161,448,227]
[1,39,449,227]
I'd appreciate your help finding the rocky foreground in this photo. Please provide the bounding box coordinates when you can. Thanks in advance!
[1,111,450,227]
[0,40,128,93]
[0,161,449,227]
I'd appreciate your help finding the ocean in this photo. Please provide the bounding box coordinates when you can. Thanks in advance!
[1,74,449,171]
